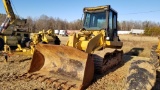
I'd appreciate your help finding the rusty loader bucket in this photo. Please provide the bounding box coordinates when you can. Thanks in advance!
[28,44,94,90]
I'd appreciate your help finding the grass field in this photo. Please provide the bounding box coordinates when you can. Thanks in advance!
[119,34,158,57]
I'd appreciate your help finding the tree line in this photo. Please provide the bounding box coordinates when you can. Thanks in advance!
[0,13,160,36]
[0,14,82,33]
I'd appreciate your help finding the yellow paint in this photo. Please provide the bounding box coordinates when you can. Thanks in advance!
[84,6,109,11]
[156,40,160,55]
[2,0,16,24]
[106,41,111,46]
[76,41,89,51]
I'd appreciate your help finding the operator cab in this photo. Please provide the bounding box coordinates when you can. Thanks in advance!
[83,5,118,41]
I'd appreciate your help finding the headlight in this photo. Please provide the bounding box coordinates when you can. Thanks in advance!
[106,37,110,40]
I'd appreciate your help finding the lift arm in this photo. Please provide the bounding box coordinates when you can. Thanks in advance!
[2,0,16,22]
[0,0,16,33]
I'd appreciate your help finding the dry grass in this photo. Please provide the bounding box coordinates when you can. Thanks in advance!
[119,34,158,57]
[119,34,158,42]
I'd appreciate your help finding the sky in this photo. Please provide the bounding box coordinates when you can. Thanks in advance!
[0,0,160,22]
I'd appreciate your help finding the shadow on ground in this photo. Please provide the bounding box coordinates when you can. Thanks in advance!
[125,47,144,56]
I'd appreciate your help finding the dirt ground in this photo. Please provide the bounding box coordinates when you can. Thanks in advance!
[0,35,159,90]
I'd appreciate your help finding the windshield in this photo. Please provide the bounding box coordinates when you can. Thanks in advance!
[83,11,106,30]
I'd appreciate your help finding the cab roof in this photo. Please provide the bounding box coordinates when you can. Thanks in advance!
[83,5,117,13]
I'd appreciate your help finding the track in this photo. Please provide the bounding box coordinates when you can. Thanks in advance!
[93,48,123,74]
[150,45,160,90]
[87,55,153,90]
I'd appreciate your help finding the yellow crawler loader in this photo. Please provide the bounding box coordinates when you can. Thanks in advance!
[17,29,61,54]
[27,5,123,90]
[30,29,60,45]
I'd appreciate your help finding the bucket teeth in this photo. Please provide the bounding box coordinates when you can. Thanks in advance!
[33,75,45,80]
[15,73,79,90]
[45,78,59,85]
[40,77,51,82]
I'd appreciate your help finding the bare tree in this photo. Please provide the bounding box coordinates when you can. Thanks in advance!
[0,14,6,24]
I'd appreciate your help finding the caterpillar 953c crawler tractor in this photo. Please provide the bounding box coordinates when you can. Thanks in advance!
[27,5,123,90]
